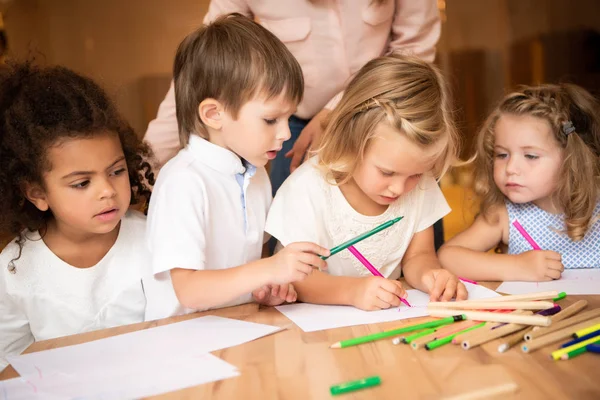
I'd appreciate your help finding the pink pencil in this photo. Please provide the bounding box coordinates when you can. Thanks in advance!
[512,220,541,250]
[459,277,478,285]
[347,245,412,307]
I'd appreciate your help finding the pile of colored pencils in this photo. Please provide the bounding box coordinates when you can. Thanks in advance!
[330,290,600,360]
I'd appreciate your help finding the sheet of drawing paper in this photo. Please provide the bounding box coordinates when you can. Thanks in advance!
[496,269,600,295]
[276,282,500,332]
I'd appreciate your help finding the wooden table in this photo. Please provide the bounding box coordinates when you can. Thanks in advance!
[1,283,599,399]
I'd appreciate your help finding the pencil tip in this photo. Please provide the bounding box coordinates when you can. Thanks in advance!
[330,343,341,349]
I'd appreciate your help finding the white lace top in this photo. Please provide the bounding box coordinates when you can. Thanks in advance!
[265,158,450,279]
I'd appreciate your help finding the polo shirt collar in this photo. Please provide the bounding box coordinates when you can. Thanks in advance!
[187,134,248,175]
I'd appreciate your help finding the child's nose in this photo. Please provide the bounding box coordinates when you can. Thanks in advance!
[99,179,117,199]
[506,157,520,174]
[277,124,292,142]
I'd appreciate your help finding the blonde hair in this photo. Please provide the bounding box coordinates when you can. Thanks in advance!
[173,13,303,146]
[474,83,600,241]
[317,53,460,185]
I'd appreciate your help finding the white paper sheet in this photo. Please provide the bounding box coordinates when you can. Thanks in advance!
[276,282,500,332]
[0,376,69,400]
[6,354,239,400]
[7,315,280,378]
[496,269,600,295]
[5,316,280,399]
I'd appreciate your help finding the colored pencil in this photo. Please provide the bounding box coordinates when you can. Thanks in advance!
[475,291,560,303]
[512,220,541,250]
[530,300,588,333]
[526,309,600,341]
[323,217,403,260]
[425,323,486,350]
[330,315,464,348]
[560,329,600,348]
[428,300,554,311]
[347,245,411,307]
[573,323,600,339]
[522,317,600,353]
[428,309,551,326]
[551,337,600,360]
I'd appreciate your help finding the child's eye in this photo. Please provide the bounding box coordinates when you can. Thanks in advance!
[111,168,127,176]
[71,180,90,189]
[411,173,423,179]
[494,153,508,159]
[525,154,539,160]
[380,170,394,177]
[264,118,277,125]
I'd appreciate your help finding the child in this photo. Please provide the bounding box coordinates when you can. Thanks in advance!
[144,14,329,319]
[439,84,600,281]
[265,54,467,311]
[0,62,155,371]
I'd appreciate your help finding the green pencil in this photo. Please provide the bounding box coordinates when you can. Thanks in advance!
[425,322,486,351]
[322,217,404,260]
[560,346,587,360]
[330,315,464,349]
[403,328,438,344]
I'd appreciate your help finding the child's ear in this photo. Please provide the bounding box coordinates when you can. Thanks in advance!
[198,99,224,130]
[22,182,50,212]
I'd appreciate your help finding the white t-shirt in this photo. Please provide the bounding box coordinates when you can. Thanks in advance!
[265,158,450,279]
[144,135,272,320]
[0,211,148,372]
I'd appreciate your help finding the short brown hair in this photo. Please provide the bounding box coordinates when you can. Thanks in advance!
[317,53,460,184]
[173,13,304,146]
[474,83,600,241]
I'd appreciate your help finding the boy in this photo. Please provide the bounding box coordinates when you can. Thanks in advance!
[144,14,329,319]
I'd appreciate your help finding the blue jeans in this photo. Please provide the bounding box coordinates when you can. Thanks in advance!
[268,115,445,251]
[270,115,310,196]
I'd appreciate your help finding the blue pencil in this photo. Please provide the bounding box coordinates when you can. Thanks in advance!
[587,343,600,354]
[560,330,600,349]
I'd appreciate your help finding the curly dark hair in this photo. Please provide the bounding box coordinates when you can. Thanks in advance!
[0,61,155,265]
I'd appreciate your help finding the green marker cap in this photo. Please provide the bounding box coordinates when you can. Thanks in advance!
[553,292,567,302]
[330,376,381,395]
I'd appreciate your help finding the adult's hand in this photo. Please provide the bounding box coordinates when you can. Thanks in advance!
[286,108,330,172]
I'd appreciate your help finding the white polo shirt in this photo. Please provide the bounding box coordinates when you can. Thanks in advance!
[144,134,272,320]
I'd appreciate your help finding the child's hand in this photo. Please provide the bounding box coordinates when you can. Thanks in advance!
[269,242,329,284]
[421,269,468,301]
[351,276,407,311]
[252,284,297,306]
[515,250,564,281]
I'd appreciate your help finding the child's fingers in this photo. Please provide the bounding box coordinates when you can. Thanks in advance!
[277,284,288,300]
[392,280,407,298]
[298,252,328,270]
[455,281,468,300]
[545,268,562,280]
[372,296,392,310]
[376,288,399,305]
[295,263,315,278]
[378,278,404,298]
[286,284,297,302]
[543,250,562,261]
[440,278,457,302]
[291,242,331,258]
[548,260,564,272]
[272,285,281,298]
[254,289,266,301]
[428,275,446,301]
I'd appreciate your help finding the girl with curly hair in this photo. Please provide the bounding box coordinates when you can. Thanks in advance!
[439,83,600,281]
[0,61,155,370]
